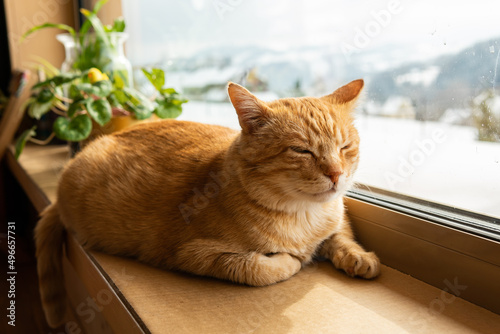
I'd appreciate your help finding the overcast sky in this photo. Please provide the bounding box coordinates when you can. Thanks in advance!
[122,0,500,64]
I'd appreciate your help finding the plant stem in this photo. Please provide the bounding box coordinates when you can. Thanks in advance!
[54,100,69,112]
[52,90,73,103]
[28,132,55,145]
[51,106,67,117]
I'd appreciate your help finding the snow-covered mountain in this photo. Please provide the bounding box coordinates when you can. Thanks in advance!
[136,37,500,125]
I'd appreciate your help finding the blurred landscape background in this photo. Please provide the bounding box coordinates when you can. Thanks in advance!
[122,0,500,218]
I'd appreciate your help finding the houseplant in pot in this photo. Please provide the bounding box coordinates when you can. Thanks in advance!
[16,0,187,157]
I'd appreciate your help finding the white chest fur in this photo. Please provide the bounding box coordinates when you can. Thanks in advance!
[253,199,344,260]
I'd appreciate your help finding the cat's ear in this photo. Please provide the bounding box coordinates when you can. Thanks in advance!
[227,82,268,134]
[323,79,364,107]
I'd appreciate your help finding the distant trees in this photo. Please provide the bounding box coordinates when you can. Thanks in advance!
[472,89,500,142]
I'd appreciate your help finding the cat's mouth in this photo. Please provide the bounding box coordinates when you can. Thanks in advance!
[313,187,336,197]
[299,186,337,201]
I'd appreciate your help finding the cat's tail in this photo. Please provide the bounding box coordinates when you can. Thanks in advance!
[35,202,67,328]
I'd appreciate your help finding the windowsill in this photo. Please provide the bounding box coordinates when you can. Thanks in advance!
[6,144,500,333]
[91,250,499,333]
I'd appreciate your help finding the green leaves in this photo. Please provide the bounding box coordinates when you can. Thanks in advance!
[86,99,111,126]
[154,100,182,119]
[74,82,95,95]
[19,0,120,76]
[21,23,76,42]
[142,67,187,119]
[92,0,109,13]
[119,87,154,119]
[28,89,56,120]
[128,104,152,120]
[28,100,54,120]
[80,8,111,50]
[142,68,165,91]
[93,79,112,97]
[33,71,85,89]
[123,87,155,110]
[23,65,186,147]
[105,17,126,33]
[161,87,177,95]
[18,1,189,156]
[67,92,111,126]
[78,0,109,53]
[36,88,54,103]
[78,1,114,72]
[69,84,84,100]
[72,79,112,97]
[112,72,125,89]
[16,0,191,157]
[15,126,37,159]
[67,99,85,118]
[53,115,92,141]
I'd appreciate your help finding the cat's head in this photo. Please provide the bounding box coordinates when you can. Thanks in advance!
[228,80,363,211]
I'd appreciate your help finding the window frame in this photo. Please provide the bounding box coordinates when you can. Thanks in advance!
[346,186,500,314]
[349,185,500,241]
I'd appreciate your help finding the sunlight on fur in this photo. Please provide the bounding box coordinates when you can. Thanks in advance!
[35,79,380,328]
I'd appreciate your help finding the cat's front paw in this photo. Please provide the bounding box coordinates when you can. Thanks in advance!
[249,252,302,286]
[333,248,380,279]
[267,252,302,281]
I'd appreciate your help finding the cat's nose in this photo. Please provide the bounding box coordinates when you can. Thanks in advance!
[324,170,343,185]
[328,172,342,185]
[322,163,343,185]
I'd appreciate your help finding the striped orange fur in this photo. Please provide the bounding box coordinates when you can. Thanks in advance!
[35,79,380,327]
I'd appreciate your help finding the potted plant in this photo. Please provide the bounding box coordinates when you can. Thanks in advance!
[16,0,187,157]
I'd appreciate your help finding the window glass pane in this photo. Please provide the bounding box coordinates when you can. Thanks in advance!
[123,0,500,219]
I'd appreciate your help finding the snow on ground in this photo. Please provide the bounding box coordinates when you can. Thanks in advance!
[355,116,500,218]
[179,101,500,218]
[178,101,240,129]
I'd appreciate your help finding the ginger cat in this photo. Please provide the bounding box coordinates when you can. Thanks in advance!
[35,79,380,327]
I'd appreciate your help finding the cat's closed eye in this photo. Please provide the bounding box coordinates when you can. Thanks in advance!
[290,146,313,155]
[341,144,351,150]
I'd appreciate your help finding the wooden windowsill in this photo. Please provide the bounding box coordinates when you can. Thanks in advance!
[6,144,500,333]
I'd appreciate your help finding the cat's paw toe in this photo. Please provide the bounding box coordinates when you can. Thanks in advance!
[270,252,302,274]
[333,249,380,279]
